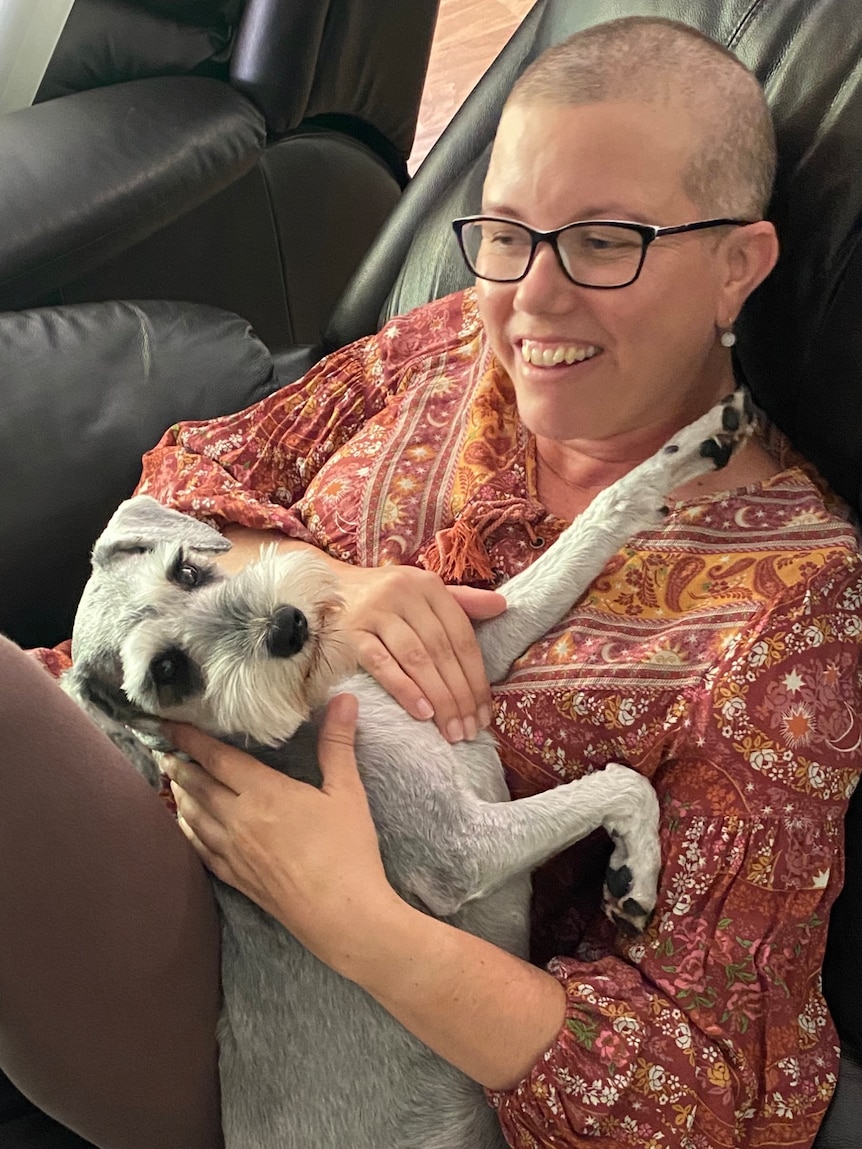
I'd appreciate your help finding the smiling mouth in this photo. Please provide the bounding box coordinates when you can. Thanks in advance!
[519,339,600,367]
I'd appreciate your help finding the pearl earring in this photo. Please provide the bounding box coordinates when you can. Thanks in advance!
[720,328,737,349]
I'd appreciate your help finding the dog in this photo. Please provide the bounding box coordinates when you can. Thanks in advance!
[62,390,750,1149]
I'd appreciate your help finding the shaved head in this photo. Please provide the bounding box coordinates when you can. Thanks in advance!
[508,17,776,219]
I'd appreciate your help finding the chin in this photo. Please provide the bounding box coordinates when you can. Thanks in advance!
[510,373,590,437]
[514,400,583,442]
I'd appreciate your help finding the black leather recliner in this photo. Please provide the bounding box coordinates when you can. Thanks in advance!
[2,0,861,1145]
[0,0,440,350]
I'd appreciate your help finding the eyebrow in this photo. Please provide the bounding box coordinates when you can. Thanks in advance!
[480,202,652,222]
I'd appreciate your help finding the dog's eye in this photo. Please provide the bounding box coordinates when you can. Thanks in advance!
[168,553,215,590]
[151,652,184,685]
[174,562,200,588]
[147,648,202,706]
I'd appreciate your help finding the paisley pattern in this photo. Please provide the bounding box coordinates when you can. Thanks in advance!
[90,290,862,1146]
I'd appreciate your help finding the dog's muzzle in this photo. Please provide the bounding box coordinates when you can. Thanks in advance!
[265,606,309,658]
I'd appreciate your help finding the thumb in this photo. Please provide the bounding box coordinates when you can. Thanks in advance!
[317,693,361,791]
[447,585,508,620]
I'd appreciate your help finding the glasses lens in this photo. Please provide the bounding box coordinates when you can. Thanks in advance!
[558,223,645,287]
[460,220,533,281]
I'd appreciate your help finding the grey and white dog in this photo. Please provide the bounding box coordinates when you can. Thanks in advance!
[63,391,750,1149]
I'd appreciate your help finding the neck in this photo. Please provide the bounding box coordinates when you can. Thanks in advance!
[533,384,778,521]
[535,415,691,518]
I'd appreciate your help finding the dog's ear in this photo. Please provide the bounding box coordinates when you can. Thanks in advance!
[60,664,166,789]
[92,495,232,567]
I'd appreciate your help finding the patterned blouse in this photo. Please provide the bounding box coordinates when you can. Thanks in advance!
[135,288,862,1148]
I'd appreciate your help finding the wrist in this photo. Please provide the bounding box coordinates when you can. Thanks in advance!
[332,897,568,1090]
[333,890,433,986]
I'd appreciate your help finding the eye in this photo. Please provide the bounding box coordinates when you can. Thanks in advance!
[151,651,185,686]
[174,561,200,588]
[576,227,641,255]
[486,225,529,249]
[147,647,202,706]
[168,551,216,590]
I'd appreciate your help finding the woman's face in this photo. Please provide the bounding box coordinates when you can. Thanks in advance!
[475,100,744,445]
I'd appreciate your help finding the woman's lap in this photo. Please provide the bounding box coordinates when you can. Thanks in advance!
[0,635,223,1149]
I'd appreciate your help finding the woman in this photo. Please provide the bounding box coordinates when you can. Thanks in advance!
[8,16,862,1149]
[138,18,862,1148]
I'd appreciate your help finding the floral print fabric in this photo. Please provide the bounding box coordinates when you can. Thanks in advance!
[135,289,862,1147]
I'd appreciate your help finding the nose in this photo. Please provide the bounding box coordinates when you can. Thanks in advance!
[265,606,308,658]
[514,241,576,311]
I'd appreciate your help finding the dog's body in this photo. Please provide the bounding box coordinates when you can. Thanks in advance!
[63,393,749,1149]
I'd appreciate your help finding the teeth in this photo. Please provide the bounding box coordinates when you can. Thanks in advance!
[520,341,599,367]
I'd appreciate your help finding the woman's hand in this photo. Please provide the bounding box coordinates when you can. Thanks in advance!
[162,694,402,976]
[337,564,506,743]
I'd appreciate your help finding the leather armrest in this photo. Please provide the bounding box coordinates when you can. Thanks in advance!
[0,301,280,647]
[35,0,242,101]
[813,1047,862,1148]
[0,76,265,310]
[231,0,439,158]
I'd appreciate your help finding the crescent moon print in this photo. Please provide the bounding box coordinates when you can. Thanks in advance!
[825,701,862,753]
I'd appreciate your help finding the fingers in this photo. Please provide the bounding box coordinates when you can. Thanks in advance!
[317,694,362,793]
[163,721,263,793]
[159,726,267,868]
[345,569,498,742]
[447,585,508,621]
[171,778,228,867]
[357,610,479,739]
[162,698,388,954]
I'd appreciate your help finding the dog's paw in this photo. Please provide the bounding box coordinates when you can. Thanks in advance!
[657,389,754,491]
[599,764,662,935]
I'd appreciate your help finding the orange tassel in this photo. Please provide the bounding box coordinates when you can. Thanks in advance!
[423,519,496,584]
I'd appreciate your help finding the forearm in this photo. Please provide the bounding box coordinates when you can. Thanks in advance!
[335,894,567,1090]
[220,525,353,577]
[220,525,388,602]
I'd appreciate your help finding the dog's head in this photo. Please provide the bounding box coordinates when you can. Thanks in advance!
[66,496,355,746]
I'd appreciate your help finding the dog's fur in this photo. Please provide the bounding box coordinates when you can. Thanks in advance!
[63,392,750,1149]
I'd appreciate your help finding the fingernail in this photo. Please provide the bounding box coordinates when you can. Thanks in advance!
[463,716,478,742]
[478,705,492,729]
[416,698,434,720]
[446,718,465,743]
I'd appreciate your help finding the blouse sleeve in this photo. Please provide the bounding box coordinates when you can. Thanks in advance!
[135,331,397,539]
[490,553,862,1148]
[136,289,478,540]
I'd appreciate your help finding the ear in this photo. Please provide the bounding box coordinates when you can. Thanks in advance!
[60,665,166,789]
[715,219,779,325]
[92,495,232,568]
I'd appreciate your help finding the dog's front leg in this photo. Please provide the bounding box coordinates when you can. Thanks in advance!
[475,390,751,683]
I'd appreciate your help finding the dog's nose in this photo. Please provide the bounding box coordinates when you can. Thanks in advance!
[266,606,308,658]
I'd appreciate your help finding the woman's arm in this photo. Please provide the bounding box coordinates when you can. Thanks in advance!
[163,698,566,1090]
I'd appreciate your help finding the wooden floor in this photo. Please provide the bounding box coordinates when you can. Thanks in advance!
[408,0,535,173]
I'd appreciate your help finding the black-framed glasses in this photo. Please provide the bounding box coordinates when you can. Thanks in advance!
[452,215,754,289]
